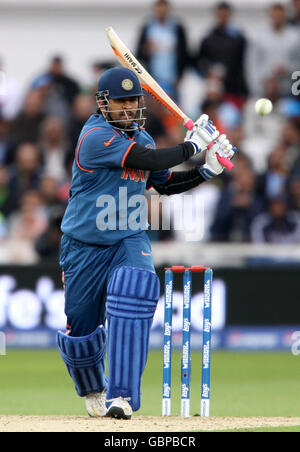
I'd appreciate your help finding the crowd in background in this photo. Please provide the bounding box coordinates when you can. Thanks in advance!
[0,0,300,263]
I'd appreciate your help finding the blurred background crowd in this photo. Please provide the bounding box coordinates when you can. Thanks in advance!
[0,0,300,263]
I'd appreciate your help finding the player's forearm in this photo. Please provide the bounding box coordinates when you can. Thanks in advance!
[123,142,195,171]
[152,168,206,195]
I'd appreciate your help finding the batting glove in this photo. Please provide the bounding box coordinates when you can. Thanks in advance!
[199,134,237,180]
[184,114,220,155]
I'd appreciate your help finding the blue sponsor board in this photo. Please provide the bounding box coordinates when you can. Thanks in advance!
[2,326,300,351]
[222,327,300,351]
[1,265,300,351]
[153,327,300,351]
[3,328,57,348]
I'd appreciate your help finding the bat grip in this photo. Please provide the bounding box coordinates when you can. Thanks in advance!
[216,154,234,170]
[184,119,234,171]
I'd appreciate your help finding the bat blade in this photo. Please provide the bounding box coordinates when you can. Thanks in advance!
[105,26,190,125]
[105,26,234,170]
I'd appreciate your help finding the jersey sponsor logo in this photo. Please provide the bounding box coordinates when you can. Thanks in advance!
[104,135,116,147]
[141,251,151,256]
[121,168,149,183]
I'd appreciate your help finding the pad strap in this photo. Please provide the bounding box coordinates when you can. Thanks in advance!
[107,266,159,319]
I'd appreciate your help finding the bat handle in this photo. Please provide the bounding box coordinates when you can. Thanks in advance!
[184,119,234,171]
[184,119,194,130]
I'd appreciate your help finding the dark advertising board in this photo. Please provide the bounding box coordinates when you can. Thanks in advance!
[0,266,299,350]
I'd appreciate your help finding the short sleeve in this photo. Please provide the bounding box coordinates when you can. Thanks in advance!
[76,128,137,170]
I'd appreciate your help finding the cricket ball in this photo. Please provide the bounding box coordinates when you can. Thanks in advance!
[255,98,273,116]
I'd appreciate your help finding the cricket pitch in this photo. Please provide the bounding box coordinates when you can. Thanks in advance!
[1,415,300,432]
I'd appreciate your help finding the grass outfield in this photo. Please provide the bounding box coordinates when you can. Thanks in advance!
[206,426,300,432]
[0,349,300,418]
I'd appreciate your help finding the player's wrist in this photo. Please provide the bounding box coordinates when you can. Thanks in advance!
[198,163,218,180]
[190,140,204,155]
[184,137,207,155]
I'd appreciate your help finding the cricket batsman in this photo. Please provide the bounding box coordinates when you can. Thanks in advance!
[57,67,236,419]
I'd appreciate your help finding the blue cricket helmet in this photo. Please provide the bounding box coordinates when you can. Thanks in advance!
[97,67,143,99]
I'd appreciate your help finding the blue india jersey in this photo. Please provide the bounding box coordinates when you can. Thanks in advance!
[61,114,171,245]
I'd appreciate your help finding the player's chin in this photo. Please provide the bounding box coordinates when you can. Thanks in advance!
[122,114,135,122]
[118,119,135,129]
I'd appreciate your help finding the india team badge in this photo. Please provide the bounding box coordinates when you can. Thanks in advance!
[122,79,134,91]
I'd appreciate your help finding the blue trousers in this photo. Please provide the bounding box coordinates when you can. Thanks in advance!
[59,231,155,337]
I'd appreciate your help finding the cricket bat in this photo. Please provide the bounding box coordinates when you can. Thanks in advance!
[105,26,234,171]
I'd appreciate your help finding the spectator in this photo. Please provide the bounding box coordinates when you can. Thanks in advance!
[194,2,248,105]
[250,195,300,243]
[221,125,252,186]
[57,155,73,205]
[247,3,300,96]
[38,116,69,182]
[200,99,229,137]
[0,57,24,120]
[257,146,290,201]
[32,56,80,123]
[8,190,48,241]
[136,0,190,102]
[0,165,17,217]
[287,170,300,210]
[282,118,300,167]
[68,93,95,151]
[200,77,242,132]
[144,94,184,147]
[227,125,247,155]
[289,0,300,25]
[143,95,170,147]
[211,166,264,242]
[243,77,286,172]
[0,24,299,259]
[35,205,64,262]
[0,115,15,165]
[34,56,80,105]
[10,143,41,199]
[10,90,45,145]
[38,175,65,213]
